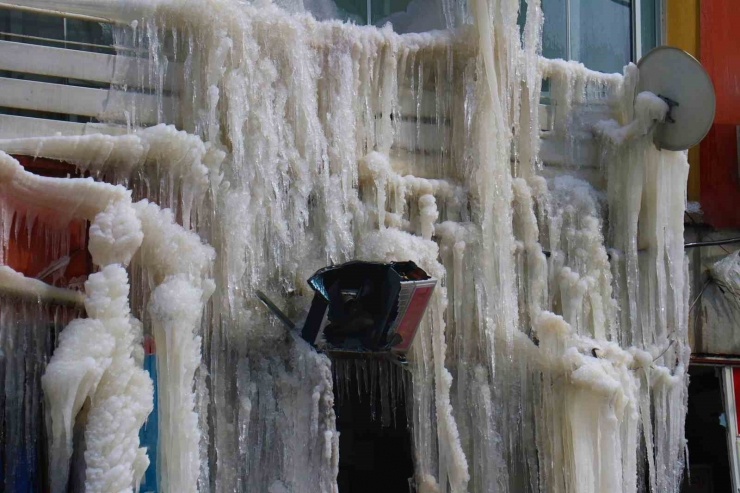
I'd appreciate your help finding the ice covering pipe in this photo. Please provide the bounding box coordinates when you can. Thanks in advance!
[0,265,85,305]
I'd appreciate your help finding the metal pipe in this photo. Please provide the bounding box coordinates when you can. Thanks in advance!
[684,237,740,249]
[0,1,120,24]
[542,237,740,257]
[565,0,571,60]
[255,290,296,330]
[632,0,642,61]
[691,354,740,366]
[0,31,122,51]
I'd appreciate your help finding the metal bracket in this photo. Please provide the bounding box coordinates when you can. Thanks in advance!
[658,94,679,124]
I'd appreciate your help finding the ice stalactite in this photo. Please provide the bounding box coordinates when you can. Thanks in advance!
[40,267,153,493]
[0,124,226,231]
[0,269,82,493]
[107,7,470,492]
[359,227,469,492]
[527,58,690,493]
[596,85,691,493]
[134,199,216,493]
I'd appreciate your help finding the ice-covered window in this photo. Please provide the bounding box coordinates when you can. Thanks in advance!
[309,0,661,72]
[331,0,445,32]
[294,0,445,32]
[540,0,661,74]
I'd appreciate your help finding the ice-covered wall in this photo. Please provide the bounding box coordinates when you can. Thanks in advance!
[0,0,692,492]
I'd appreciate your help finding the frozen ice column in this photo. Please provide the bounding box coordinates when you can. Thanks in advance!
[134,199,216,493]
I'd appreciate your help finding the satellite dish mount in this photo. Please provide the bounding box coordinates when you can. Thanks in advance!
[637,46,716,151]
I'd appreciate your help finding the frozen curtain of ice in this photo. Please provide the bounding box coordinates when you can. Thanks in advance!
[0,0,692,492]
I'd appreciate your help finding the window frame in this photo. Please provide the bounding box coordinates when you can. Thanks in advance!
[339,1,667,67]
[632,0,666,62]
[560,0,665,66]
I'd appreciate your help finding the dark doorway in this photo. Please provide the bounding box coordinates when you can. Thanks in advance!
[682,365,733,492]
[333,359,415,493]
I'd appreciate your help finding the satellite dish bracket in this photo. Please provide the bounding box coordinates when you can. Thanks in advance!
[657,94,679,124]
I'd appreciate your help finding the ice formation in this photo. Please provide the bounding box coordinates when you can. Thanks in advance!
[0,146,216,491]
[0,268,82,492]
[48,265,153,493]
[712,250,740,299]
[0,0,694,492]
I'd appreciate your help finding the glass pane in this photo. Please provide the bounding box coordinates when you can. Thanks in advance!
[372,0,413,24]
[517,0,527,38]
[295,0,366,23]
[0,7,113,53]
[0,8,65,47]
[641,0,657,57]
[299,0,444,32]
[65,19,114,53]
[373,0,445,33]
[542,0,567,60]
[570,0,632,74]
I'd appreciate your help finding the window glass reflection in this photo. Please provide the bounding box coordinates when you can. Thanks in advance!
[570,0,632,73]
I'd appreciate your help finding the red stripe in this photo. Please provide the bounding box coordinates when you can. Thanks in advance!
[733,367,740,435]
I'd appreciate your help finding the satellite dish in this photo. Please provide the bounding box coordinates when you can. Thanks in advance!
[637,46,716,151]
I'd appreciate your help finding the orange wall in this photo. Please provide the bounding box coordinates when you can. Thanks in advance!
[699,0,740,227]
[667,0,701,202]
[701,3,740,124]
[6,156,91,286]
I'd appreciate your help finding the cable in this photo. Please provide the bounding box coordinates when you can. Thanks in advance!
[689,278,711,314]
[542,237,740,257]
[686,212,732,254]
[684,237,740,249]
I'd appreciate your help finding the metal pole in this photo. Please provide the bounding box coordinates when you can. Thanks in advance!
[565,0,571,60]
[633,0,642,61]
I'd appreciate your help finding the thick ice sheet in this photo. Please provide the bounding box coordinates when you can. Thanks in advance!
[0,1,693,492]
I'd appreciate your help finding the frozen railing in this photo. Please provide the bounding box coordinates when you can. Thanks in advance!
[0,0,607,170]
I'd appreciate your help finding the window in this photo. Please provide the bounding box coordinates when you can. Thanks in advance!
[0,6,115,123]
[297,0,445,32]
[0,7,114,53]
[329,0,417,25]
[541,0,661,73]
[309,0,663,74]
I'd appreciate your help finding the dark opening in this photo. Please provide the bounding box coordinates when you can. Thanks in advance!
[682,365,733,492]
[333,359,414,493]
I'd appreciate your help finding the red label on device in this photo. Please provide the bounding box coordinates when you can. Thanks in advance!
[394,286,434,351]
